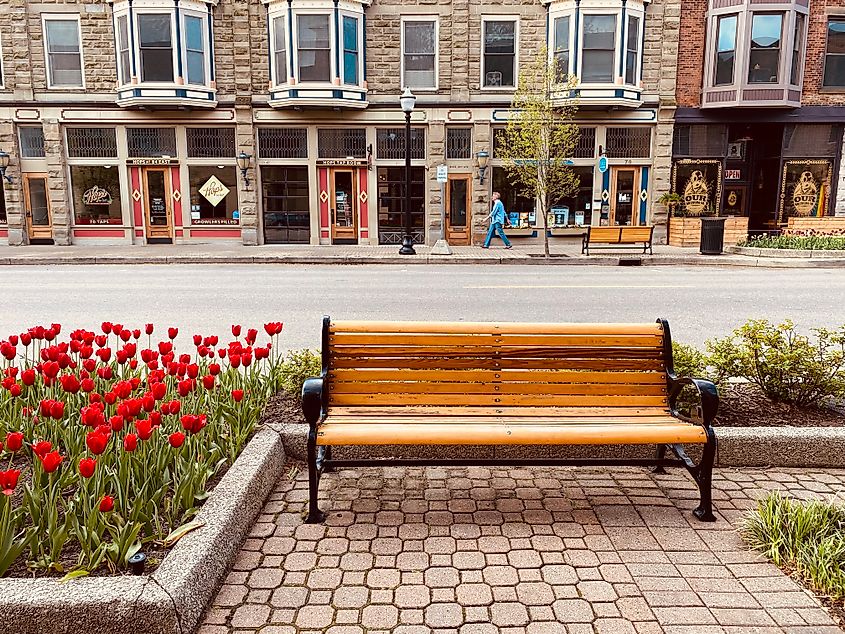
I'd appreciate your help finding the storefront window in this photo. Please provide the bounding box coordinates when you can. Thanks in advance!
[377,167,425,244]
[492,166,535,229]
[70,166,122,225]
[262,166,310,244]
[672,160,722,217]
[550,167,592,227]
[779,161,832,222]
[188,167,238,225]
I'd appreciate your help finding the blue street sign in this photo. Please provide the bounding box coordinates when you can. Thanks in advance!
[598,156,608,173]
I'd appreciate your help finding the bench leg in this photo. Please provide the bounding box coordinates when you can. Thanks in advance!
[692,428,717,523]
[652,444,667,474]
[322,445,335,473]
[306,429,326,524]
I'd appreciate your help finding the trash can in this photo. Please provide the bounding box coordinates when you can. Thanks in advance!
[700,217,727,255]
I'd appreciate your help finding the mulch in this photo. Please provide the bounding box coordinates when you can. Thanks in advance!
[716,383,844,428]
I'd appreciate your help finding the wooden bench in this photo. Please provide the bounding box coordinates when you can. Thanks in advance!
[582,226,654,255]
[302,318,718,524]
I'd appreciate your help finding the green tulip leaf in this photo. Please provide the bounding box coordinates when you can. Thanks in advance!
[163,520,205,547]
[60,569,89,583]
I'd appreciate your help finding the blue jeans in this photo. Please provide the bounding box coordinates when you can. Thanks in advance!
[483,222,512,247]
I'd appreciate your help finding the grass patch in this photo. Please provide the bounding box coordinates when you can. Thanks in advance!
[743,491,845,601]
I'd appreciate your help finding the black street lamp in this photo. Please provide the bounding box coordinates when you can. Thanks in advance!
[399,87,416,255]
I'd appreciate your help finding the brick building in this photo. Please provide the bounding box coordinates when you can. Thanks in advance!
[673,0,845,230]
[0,0,680,247]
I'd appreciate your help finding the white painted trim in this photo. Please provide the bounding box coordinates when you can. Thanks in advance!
[291,10,335,84]
[480,15,520,90]
[400,16,439,91]
[182,9,212,87]
[42,14,85,90]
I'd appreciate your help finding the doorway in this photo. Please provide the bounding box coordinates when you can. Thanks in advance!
[142,168,173,243]
[611,168,638,226]
[330,169,358,244]
[446,175,471,245]
[23,174,53,243]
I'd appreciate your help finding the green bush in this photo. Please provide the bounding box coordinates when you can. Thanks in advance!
[743,492,845,600]
[739,234,845,250]
[672,342,708,378]
[275,349,322,399]
[706,319,845,406]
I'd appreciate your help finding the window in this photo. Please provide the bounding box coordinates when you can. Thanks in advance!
[605,127,651,159]
[582,15,616,83]
[262,166,311,244]
[189,167,238,224]
[138,14,174,82]
[184,15,206,85]
[377,167,425,244]
[116,15,131,84]
[127,127,177,158]
[258,128,308,159]
[273,16,287,85]
[551,167,593,227]
[492,167,535,228]
[823,18,845,88]
[66,128,118,158]
[446,128,472,160]
[297,15,331,82]
[71,166,122,225]
[318,128,366,158]
[403,19,436,89]
[574,127,596,159]
[714,15,737,86]
[748,13,782,84]
[625,15,640,85]
[44,16,83,88]
[554,17,570,78]
[186,128,236,158]
[376,128,426,160]
[342,16,359,85]
[790,14,804,85]
[19,126,46,159]
[483,19,517,87]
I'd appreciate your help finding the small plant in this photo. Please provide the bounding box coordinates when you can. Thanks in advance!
[672,342,708,378]
[276,349,322,400]
[658,192,683,215]
[743,491,845,601]
[739,232,845,250]
[707,319,845,406]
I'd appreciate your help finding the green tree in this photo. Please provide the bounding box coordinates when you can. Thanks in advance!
[497,49,580,258]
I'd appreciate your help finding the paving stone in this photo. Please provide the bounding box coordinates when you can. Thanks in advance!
[425,603,464,628]
[490,602,530,627]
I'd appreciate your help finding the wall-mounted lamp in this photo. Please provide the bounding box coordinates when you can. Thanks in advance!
[0,150,12,184]
[476,150,489,185]
[236,151,252,187]
[367,144,374,171]
[598,145,605,157]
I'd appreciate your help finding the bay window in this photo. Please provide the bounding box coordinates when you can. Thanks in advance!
[553,16,570,77]
[748,13,782,83]
[298,15,331,82]
[582,15,616,83]
[138,14,174,83]
[714,15,737,86]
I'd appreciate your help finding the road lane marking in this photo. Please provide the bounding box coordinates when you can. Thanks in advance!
[465,284,695,289]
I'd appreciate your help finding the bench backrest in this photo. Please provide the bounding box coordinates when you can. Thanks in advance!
[324,320,671,413]
[619,226,653,243]
[586,227,622,244]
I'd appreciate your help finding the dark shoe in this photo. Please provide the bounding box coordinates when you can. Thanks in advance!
[481,246,489,249]
[505,245,513,249]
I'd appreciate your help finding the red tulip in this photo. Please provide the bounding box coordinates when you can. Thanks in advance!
[193,334,202,346]
[97,348,112,362]
[133,329,141,339]
[168,432,185,448]
[79,457,96,479]
[142,392,155,412]
[151,381,167,400]
[109,415,125,432]
[8,335,18,346]
[187,363,199,379]
[158,341,173,355]
[21,368,35,386]
[232,390,244,402]
[167,400,181,415]
[119,329,131,342]
[103,391,117,405]
[60,374,81,394]
[135,418,153,441]
[101,322,113,335]
[81,405,106,428]
[86,430,109,455]
[208,363,221,376]
[231,325,241,337]
[246,329,258,345]
[50,401,65,419]
[145,323,154,335]
[230,355,241,369]
[123,433,138,452]
[39,451,63,473]
[81,378,95,392]
[20,333,32,346]
[114,381,133,400]
[201,374,215,390]
[97,366,114,380]
[168,327,178,340]
[5,432,23,453]
[0,469,20,496]
[99,496,114,512]
[148,411,162,427]
[33,440,52,458]
[9,384,21,397]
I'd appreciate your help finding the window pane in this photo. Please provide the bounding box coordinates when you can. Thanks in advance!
[298,15,330,48]
[404,21,435,54]
[189,167,238,222]
[138,14,172,48]
[791,14,804,85]
[715,15,737,85]
[71,166,123,225]
[377,167,425,245]
[19,127,46,158]
[582,15,616,83]
[184,17,205,84]
[484,20,515,87]
[748,13,782,83]
[343,16,358,84]
[298,15,330,82]
[554,16,570,51]
[138,14,173,82]
[141,50,174,82]
[299,50,331,81]
[46,20,80,53]
[185,16,203,50]
[484,53,514,86]
[262,166,311,244]
[625,16,639,84]
[274,17,287,84]
[823,20,845,87]
[484,21,515,54]
[117,16,131,83]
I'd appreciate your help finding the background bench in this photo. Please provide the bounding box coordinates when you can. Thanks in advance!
[582,226,654,255]
[302,317,718,524]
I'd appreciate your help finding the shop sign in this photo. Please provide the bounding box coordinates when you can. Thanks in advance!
[598,156,608,173]
[192,218,239,226]
[75,218,122,225]
[682,170,710,215]
[436,164,448,183]
[316,159,368,167]
[725,169,741,181]
[127,158,179,166]
[792,171,820,216]
[82,186,113,206]
[198,175,230,207]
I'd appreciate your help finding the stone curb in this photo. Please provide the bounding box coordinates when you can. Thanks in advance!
[728,246,845,259]
[280,424,845,469]
[0,425,286,634]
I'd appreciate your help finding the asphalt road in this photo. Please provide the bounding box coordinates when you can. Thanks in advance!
[4,264,843,349]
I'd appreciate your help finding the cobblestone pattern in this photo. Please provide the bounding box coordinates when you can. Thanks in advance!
[199,466,845,633]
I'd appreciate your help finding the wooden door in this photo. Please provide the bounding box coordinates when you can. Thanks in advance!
[330,169,358,244]
[611,168,638,226]
[445,175,471,245]
[23,174,53,242]
[142,168,173,243]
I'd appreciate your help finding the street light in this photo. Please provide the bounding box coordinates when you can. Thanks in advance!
[236,151,252,188]
[399,87,416,255]
[476,150,489,185]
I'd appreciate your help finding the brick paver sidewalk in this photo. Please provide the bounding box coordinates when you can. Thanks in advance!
[200,466,845,634]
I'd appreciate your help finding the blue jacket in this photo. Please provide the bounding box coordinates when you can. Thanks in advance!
[491,200,507,225]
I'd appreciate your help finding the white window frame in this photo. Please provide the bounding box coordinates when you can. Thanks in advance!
[480,15,520,90]
[133,9,178,85]
[42,14,85,90]
[182,11,209,87]
[293,10,335,84]
[551,14,573,78]
[624,13,642,86]
[578,10,620,86]
[340,11,363,87]
[400,16,439,91]
[114,13,132,86]
[270,12,289,86]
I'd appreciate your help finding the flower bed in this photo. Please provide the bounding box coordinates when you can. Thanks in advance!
[0,321,285,577]
[739,230,845,250]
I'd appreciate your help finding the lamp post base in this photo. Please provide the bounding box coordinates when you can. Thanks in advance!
[399,236,417,255]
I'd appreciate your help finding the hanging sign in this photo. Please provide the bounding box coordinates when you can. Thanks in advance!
[82,186,113,206]
[199,175,230,207]
[598,156,608,173]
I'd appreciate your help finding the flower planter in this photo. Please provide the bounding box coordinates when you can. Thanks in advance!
[787,217,845,234]
[668,216,749,248]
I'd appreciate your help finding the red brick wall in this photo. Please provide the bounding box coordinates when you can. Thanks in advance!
[677,0,708,107]
[803,0,845,105]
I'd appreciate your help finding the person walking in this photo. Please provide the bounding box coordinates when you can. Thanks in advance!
[482,192,513,249]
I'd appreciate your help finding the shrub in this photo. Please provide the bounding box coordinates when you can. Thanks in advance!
[276,349,322,399]
[706,319,845,406]
[743,491,845,600]
[672,342,708,378]
[739,234,845,250]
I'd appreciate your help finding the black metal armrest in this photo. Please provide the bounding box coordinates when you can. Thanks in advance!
[302,377,325,428]
[668,376,719,427]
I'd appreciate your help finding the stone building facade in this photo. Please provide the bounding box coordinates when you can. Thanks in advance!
[673,0,845,229]
[0,0,680,247]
